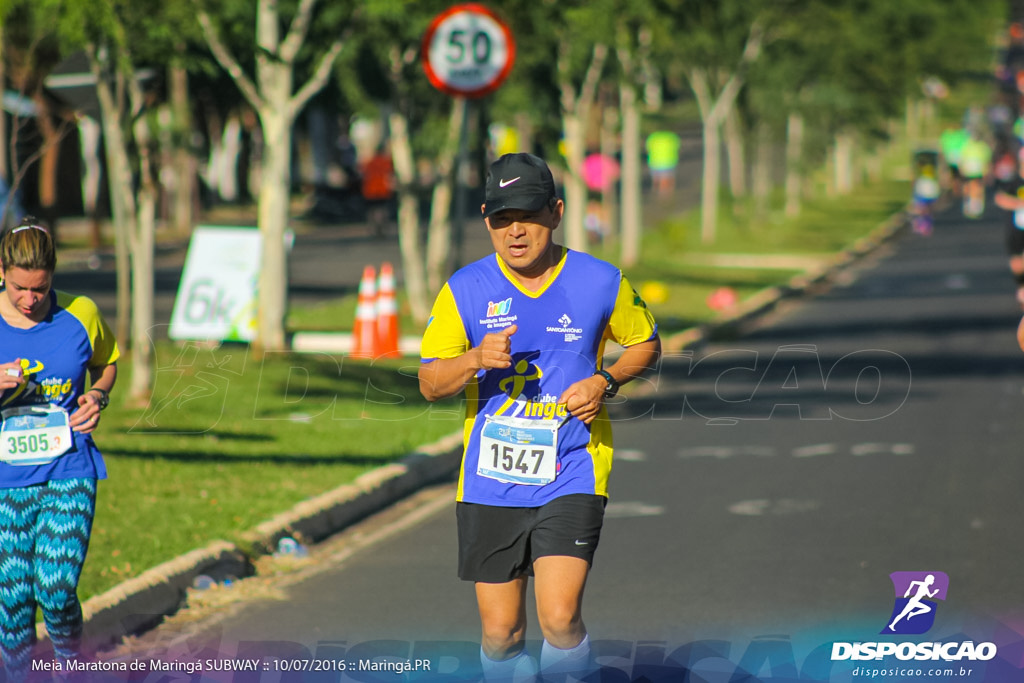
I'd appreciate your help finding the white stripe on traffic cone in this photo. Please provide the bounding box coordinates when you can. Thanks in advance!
[351,264,378,358]
[377,262,400,358]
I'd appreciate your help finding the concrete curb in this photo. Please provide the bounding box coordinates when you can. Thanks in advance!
[663,210,908,353]
[236,432,464,556]
[78,543,249,649]
[76,432,464,650]
[71,209,910,651]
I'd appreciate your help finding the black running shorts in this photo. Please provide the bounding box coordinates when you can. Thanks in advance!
[456,493,607,583]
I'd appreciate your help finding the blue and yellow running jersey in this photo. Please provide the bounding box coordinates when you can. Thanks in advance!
[0,290,120,488]
[421,248,657,507]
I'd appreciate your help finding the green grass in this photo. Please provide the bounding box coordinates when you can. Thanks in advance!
[82,350,463,598]
[76,132,918,603]
[286,296,359,331]
[601,178,910,330]
[285,294,422,337]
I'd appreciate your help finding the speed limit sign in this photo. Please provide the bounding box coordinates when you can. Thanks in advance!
[422,4,515,98]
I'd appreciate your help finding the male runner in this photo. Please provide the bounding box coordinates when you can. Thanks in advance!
[419,153,661,682]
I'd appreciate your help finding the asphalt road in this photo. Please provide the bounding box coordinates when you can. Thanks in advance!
[80,196,1024,683]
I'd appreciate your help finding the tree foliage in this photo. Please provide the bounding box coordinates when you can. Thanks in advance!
[1,0,1014,339]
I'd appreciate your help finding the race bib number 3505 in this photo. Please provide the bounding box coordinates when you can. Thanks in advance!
[477,414,559,485]
[0,404,73,466]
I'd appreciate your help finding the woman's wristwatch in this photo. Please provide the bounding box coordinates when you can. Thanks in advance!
[89,387,110,411]
[594,369,619,398]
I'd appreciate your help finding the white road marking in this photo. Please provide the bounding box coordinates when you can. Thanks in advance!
[851,442,913,456]
[851,443,887,456]
[678,446,777,459]
[605,501,666,518]
[729,499,771,515]
[616,449,647,462]
[728,499,821,516]
[679,446,736,459]
[679,443,915,459]
[792,443,837,458]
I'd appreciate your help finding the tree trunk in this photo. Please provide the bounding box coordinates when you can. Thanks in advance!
[725,105,746,198]
[0,31,7,183]
[920,97,936,137]
[390,110,430,324]
[784,112,803,219]
[752,121,772,224]
[254,108,291,352]
[90,50,135,348]
[203,104,225,200]
[515,113,532,155]
[197,2,346,351]
[562,112,588,252]
[600,105,618,243]
[129,113,156,403]
[825,143,837,198]
[686,22,765,243]
[689,67,723,244]
[835,132,854,195]
[905,96,918,143]
[30,89,61,234]
[425,97,463,295]
[169,60,194,237]
[219,114,242,202]
[77,116,103,248]
[865,146,883,183]
[700,118,721,244]
[558,42,607,254]
[619,79,642,267]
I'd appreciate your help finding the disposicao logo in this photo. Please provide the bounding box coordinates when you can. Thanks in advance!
[831,571,998,663]
[883,571,948,635]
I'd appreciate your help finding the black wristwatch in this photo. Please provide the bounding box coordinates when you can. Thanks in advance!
[594,369,619,398]
[89,388,110,411]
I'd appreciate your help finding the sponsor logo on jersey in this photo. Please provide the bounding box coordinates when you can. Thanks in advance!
[546,313,583,342]
[487,298,512,317]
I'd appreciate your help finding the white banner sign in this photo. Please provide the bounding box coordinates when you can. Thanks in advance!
[170,226,261,342]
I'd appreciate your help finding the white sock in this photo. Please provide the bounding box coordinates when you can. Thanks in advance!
[480,646,539,683]
[539,634,592,681]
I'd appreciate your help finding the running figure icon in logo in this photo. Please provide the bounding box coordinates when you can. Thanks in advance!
[882,571,950,635]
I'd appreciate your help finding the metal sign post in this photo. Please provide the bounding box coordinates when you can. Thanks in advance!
[423,4,515,271]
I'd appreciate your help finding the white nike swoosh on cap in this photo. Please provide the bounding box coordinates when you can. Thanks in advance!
[498,177,521,187]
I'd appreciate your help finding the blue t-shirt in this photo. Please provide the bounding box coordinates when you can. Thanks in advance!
[0,290,120,488]
[421,248,657,507]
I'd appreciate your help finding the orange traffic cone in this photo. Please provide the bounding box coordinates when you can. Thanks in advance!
[377,262,400,358]
[352,265,379,358]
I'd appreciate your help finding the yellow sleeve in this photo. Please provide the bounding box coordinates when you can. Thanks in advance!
[605,275,658,347]
[59,292,121,368]
[420,283,470,360]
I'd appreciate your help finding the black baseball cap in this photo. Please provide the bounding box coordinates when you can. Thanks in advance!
[482,153,557,218]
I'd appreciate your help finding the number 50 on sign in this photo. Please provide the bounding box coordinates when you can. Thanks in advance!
[422,3,515,98]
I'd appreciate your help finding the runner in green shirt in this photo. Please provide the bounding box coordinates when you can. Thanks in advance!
[959,131,992,219]
[939,126,969,198]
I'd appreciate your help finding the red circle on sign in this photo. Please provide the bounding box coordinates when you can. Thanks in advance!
[422,3,515,98]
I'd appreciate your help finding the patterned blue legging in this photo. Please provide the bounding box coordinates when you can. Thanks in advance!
[0,478,96,680]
